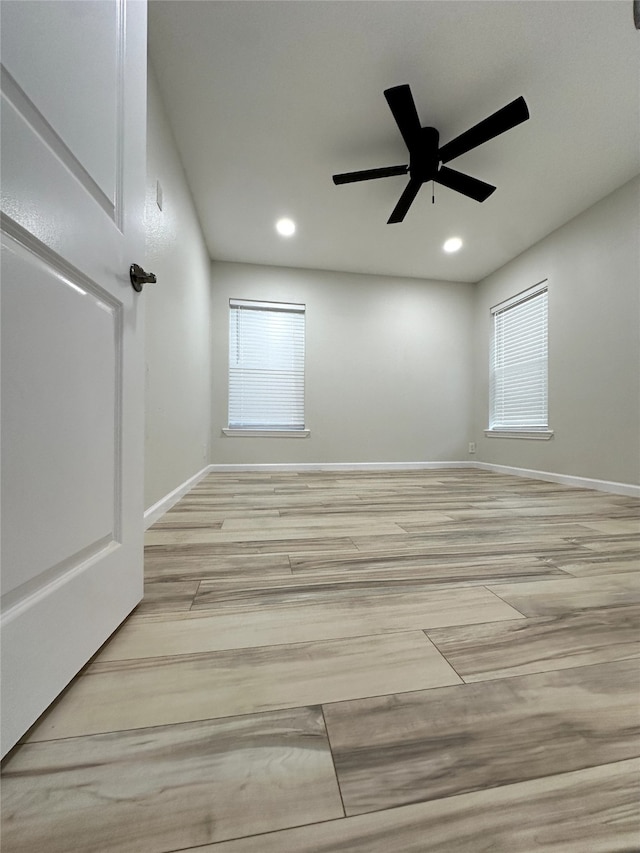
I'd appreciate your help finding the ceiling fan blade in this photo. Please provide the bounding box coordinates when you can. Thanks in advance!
[435,166,496,202]
[438,96,529,164]
[387,177,422,224]
[384,85,422,151]
[332,165,408,185]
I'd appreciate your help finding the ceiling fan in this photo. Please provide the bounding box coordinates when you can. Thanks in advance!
[332,84,530,223]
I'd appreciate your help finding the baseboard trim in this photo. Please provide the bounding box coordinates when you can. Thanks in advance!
[144,465,212,529]
[207,461,471,473]
[472,462,640,498]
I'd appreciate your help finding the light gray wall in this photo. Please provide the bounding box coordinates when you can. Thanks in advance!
[145,73,637,485]
[473,177,640,486]
[210,262,475,464]
[144,65,212,509]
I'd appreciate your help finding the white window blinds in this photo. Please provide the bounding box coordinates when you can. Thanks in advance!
[490,283,548,430]
[228,299,305,430]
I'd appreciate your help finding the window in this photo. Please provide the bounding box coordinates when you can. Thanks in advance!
[487,281,552,438]
[226,299,307,435]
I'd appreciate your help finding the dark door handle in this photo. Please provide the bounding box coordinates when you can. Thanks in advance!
[130,263,157,292]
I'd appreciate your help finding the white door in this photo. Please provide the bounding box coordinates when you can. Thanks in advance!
[1,0,147,757]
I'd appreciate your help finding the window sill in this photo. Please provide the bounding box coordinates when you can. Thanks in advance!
[484,429,554,440]
[222,428,310,438]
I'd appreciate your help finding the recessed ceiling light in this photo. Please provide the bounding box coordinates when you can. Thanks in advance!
[443,237,463,253]
[276,218,296,237]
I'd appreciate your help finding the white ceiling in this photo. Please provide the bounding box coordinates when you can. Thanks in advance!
[148,1,639,283]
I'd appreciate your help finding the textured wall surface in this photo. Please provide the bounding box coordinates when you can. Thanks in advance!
[473,177,640,486]
[210,262,474,465]
[144,65,212,509]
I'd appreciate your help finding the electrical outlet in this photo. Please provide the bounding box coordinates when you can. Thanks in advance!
[468,442,476,454]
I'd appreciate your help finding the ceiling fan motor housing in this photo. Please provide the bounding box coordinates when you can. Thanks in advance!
[411,127,440,182]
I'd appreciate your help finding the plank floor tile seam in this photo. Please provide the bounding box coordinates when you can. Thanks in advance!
[78,629,454,671]
[310,654,640,708]
[157,758,640,853]
[320,705,348,821]
[17,700,358,746]
[30,649,640,743]
[318,754,640,822]
[319,753,640,810]
[479,583,529,616]
[19,648,640,744]
[420,632,468,684]
[422,618,640,684]
[159,762,632,853]
[93,624,488,658]
[13,655,613,747]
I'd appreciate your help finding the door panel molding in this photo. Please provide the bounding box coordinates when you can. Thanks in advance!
[114,0,126,230]
[0,213,122,308]
[0,0,126,208]
[1,535,141,757]
[1,536,118,615]
[1,231,124,595]
[0,96,123,282]
[0,66,116,221]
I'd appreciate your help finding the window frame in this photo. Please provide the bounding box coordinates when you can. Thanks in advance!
[224,298,309,438]
[485,281,553,441]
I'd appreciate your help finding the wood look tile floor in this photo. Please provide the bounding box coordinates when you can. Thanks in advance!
[2,469,639,852]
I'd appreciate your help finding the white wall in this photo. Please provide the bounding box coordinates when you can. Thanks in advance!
[210,262,475,465]
[473,177,640,486]
[144,65,212,509]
